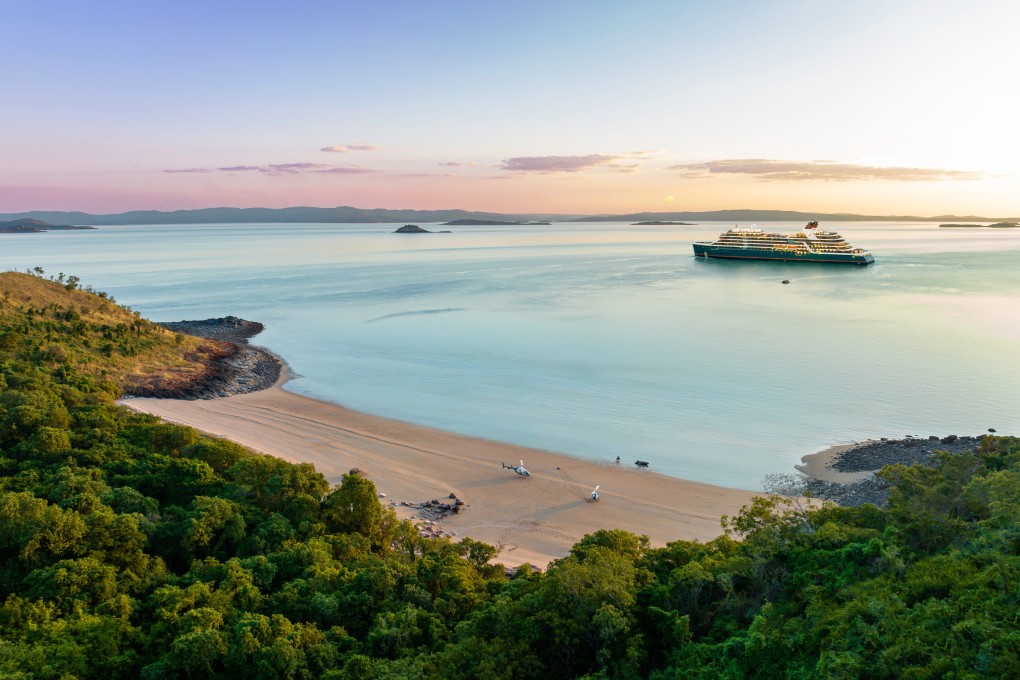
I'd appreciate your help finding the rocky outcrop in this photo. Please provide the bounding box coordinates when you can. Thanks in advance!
[828,435,983,473]
[803,434,990,506]
[394,224,431,233]
[137,317,283,399]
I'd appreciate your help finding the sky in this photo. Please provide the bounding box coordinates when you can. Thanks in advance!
[2,0,1018,216]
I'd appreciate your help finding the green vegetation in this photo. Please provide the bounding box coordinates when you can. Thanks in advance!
[2,275,1019,678]
[0,271,228,395]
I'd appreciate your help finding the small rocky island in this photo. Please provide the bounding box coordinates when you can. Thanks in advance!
[393,224,451,233]
[0,218,96,234]
[632,221,696,226]
[939,222,1019,228]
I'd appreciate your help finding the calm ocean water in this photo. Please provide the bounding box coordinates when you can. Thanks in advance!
[4,221,1019,490]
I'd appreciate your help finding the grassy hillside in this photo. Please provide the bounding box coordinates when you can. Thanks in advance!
[0,271,229,395]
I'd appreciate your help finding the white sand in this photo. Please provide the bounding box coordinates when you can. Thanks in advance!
[123,380,757,567]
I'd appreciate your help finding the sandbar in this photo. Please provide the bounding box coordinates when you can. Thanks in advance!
[124,378,758,567]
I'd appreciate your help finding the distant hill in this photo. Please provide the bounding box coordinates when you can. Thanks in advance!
[0,206,585,226]
[2,207,1016,226]
[443,219,551,226]
[0,218,94,233]
[572,210,1020,223]
[940,221,1019,229]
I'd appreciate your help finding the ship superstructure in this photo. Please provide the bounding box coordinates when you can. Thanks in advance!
[692,222,874,264]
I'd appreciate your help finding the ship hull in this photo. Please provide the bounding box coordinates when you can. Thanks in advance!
[692,243,874,265]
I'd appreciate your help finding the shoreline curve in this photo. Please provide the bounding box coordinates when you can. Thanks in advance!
[122,374,758,567]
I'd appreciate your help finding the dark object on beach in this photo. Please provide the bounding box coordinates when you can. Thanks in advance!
[394,224,431,233]
[782,279,790,284]
[989,428,997,433]
[635,460,649,468]
[349,467,363,476]
[615,456,620,464]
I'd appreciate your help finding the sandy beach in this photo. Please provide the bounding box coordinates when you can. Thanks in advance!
[796,443,877,484]
[124,377,758,567]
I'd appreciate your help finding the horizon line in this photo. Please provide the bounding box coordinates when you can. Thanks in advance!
[2,205,1018,222]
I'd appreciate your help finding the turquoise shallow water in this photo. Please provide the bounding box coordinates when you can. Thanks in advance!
[4,221,1019,490]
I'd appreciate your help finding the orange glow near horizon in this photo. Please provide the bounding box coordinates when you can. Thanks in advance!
[3,166,1016,218]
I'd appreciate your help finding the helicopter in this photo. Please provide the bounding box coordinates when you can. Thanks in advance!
[590,485,600,502]
[502,460,531,477]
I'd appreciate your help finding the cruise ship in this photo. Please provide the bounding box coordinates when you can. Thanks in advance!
[692,222,874,265]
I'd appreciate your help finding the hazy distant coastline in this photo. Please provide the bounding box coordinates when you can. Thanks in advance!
[0,218,95,233]
[442,218,551,226]
[2,206,1018,226]
[939,221,1019,229]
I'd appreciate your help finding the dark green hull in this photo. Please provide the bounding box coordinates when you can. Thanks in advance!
[692,243,874,265]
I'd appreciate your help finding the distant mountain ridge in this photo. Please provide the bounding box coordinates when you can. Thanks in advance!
[0,206,585,225]
[570,210,1020,223]
[0,206,1015,225]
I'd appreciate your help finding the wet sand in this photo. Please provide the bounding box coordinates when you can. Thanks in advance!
[124,377,758,568]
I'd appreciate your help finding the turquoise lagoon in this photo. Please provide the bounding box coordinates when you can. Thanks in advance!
[4,221,1019,490]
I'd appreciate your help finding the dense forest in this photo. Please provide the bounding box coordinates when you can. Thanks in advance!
[1,272,1018,678]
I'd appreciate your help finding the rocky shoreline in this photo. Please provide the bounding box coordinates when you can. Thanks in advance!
[802,434,991,507]
[141,316,283,399]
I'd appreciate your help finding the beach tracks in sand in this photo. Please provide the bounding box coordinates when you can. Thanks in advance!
[124,384,757,567]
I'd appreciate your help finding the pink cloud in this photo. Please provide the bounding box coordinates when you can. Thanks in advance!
[316,166,375,174]
[321,144,380,153]
[672,159,982,182]
[164,163,374,176]
[501,154,621,173]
